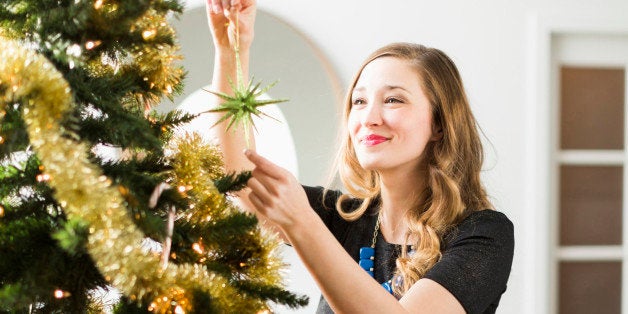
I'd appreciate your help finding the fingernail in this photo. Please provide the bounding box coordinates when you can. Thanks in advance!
[243,149,250,156]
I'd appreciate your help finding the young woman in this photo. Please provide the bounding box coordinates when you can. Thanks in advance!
[205,1,514,313]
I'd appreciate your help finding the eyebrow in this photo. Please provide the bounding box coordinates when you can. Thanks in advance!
[352,85,410,93]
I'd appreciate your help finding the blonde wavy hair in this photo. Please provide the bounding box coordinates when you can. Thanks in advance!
[331,43,492,296]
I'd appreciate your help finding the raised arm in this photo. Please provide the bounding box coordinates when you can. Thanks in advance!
[206,0,256,172]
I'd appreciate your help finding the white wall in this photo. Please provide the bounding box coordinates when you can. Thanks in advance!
[174,1,628,313]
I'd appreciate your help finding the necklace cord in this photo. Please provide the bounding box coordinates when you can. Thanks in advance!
[371,214,380,248]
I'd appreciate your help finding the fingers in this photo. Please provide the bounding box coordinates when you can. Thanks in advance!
[247,177,272,206]
[207,0,240,15]
[247,190,266,213]
[224,0,242,11]
[244,149,285,180]
[207,0,221,14]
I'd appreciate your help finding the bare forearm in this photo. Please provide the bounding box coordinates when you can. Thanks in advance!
[209,49,254,172]
[284,213,407,314]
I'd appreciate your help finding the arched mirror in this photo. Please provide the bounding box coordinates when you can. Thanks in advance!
[160,5,343,187]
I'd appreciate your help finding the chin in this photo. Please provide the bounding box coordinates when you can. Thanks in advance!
[357,159,384,171]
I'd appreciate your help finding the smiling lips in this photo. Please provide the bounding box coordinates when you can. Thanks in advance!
[361,134,389,146]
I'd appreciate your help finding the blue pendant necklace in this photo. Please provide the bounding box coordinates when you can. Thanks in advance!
[359,214,396,294]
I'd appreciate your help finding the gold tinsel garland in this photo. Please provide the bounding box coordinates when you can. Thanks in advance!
[0,37,283,313]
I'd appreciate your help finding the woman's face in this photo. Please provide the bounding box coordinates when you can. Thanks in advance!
[348,56,440,175]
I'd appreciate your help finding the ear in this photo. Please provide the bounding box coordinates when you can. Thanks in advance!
[431,124,443,141]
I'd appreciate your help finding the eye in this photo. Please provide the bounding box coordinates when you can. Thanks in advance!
[352,98,366,106]
[385,97,403,104]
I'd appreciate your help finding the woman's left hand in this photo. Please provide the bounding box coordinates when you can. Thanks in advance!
[244,149,312,230]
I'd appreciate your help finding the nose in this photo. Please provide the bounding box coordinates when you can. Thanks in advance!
[362,103,383,127]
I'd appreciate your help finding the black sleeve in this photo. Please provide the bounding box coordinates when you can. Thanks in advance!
[302,185,350,241]
[303,186,339,224]
[424,210,514,314]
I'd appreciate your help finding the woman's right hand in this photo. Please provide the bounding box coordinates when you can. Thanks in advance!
[206,0,256,52]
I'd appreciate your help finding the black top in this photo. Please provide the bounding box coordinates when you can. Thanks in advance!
[303,186,514,314]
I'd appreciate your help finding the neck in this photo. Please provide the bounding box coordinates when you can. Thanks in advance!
[377,168,426,245]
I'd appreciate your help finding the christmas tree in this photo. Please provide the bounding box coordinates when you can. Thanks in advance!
[0,0,307,313]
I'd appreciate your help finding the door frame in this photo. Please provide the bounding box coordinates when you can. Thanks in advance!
[525,14,628,314]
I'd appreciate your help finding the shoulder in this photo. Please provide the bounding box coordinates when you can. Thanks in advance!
[301,185,360,226]
[302,185,368,215]
[444,209,514,248]
[302,185,344,213]
[302,185,377,254]
[461,209,513,229]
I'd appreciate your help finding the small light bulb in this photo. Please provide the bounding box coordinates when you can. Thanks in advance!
[85,40,102,50]
[192,243,203,254]
[174,305,185,314]
[142,29,157,40]
[53,289,70,298]
[36,174,51,182]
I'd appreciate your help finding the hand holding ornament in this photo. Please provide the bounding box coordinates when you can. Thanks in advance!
[244,149,314,233]
[206,0,256,51]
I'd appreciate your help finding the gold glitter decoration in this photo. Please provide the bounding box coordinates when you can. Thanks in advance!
[128,9,184,109]
[84,2,184,111]
[0,37,282,313]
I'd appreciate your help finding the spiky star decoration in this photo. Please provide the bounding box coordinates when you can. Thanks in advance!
[207,13,287,147]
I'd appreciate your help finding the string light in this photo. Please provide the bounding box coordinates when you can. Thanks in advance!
[177,185,192,193]
[147,302,157,312]
[94,0,104,9]
[85,40,102,50]
[36,173,51,182]
[0,135,4,144]
[192,242,203,254]
[0,204,5,218]
[142,29,157,40]
[53,289,70,298]
[174,305,185,314]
